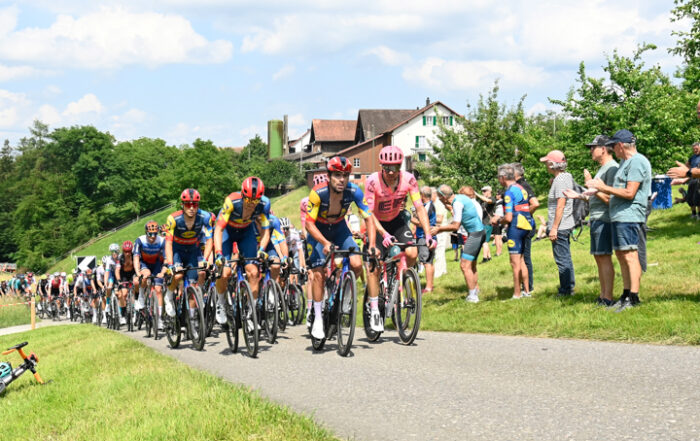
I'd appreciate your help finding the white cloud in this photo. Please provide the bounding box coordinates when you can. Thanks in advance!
[63,94,104,117]
[36,104,61,126]
[0,89,30,128]
[363,46,411,66]
[0,6,233,69]
[272,64,295,81]
[239,124,263,138]
[403,57,547,91]
[0,64,43,82]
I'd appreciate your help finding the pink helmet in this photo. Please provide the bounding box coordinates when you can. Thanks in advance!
[313,174,328,186]
[379,145,404,165]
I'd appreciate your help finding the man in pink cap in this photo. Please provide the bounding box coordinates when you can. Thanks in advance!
[541,149,576,296]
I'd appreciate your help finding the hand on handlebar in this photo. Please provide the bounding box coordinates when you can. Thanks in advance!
[215,252,226,268]
[257,249,268,261]
[382,232,396,248]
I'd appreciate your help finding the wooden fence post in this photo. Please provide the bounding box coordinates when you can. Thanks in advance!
[31,296,36,330]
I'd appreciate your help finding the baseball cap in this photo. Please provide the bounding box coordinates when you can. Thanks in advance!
[585,135,610,147]
[539,150,566,163]
[481,185,492,192]
[605,129,635,146]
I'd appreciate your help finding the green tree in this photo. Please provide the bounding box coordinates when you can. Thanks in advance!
[670,0,700,90]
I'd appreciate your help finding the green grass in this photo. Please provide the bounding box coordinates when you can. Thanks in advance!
[0,325,337,441]
[0,295,35,329]
[418,200,700,345]
[270,186,311,228]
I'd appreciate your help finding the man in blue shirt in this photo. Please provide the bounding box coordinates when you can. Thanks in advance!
[412,186,439,294]
[587,129,651,311]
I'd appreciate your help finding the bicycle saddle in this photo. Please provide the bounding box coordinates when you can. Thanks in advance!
[7,342,28,351]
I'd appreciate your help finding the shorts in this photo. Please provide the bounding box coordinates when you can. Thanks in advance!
[461,230,486,261]
[417,237,435,264]
[589,220,613,255]
[222,224,259,259]
[172,243,204,281]
[483,224,493,243]
[612,222,642,251]
[119,270,135,284]
[140,261,164,286]
[507,214,534,255]
[375,215,415,258]
[264,240,280,260]
[307,221,360,268]
[492,223,503,236]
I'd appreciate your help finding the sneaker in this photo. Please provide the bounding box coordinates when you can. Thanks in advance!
[521,291,532,298]
[607,297,626,310]
[120,316,126,325]
[595,297,613,307]
[311,316,325,339]
[215,304,227,325]
[92,315,97,324]
[615,298,639,312]
[164,299,176,317]
[135,297,144,311]
[102,314,107,324]
[466,293,479,303]
[370,309,384,332]
[511,294,522,300]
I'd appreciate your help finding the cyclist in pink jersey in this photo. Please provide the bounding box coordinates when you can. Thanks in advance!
[365,145,435,268]
[300,197,308,237]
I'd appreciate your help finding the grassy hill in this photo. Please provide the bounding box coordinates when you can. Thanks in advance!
[48,187,312,274]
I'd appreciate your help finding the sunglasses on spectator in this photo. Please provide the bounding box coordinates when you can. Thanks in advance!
[382,164,401,172]
[244,197,260,204]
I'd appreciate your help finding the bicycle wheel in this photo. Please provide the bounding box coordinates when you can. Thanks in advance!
[186,286,206,351]
[239,281,258,358]
[95,300,103,327]
[224,289,239,353]
[336,271,357,356]
[164,300,181,349]
[204,284,216,338]
[126,289,134,332]
[396,268,422,345]
[111,295,120,331]
[151,291,160,341]
[362,285,382,342]
[262,282,278,344]
[275,281,287,332]
[287,284,302,325]
[144,291,152,338]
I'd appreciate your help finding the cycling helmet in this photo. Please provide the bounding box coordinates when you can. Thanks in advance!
[53,272,59,277]
[279,217,291,229]
[109,243,120,253]
[180,188,201,204]
[326,156,352,173]
[122,240,133,252]
[379,145,404,165]
[313,174,328,186]
[86,268,93,275]
[101,256,108,265]
[241,176,265,199]
[145,220,159,234]
[0,361,11,379]
[60,272,66,278]
[27,272,33,277]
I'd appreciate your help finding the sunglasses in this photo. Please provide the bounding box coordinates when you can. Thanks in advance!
[147,232,158,238]
[183,202,199,209]
[244,197,260,204]
[382,164,401,172]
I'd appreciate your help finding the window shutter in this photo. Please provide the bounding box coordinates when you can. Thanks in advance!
[415,136,419,148]
[450,116,453,126]
[433,116,436,125]
[422,116,426,126]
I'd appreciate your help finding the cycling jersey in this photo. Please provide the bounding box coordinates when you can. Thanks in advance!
[166,209,214,247]
[365,171,421,222]
[452,194,484,233]
[95,266,105,287]
[134,234,166,268]
[306,182,371,225]
[504,183,535,254]
[216,193,271,230]
[300,197,308,228]
[116,253,136,283]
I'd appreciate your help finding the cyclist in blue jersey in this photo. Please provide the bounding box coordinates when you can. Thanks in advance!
[433,185,486,303]
[134,220,167,322]
[305,156,380,339]
[496,164,535,299]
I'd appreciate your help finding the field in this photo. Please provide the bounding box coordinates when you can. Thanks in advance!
[0,325,337,441]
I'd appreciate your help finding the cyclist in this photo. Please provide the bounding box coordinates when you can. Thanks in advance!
[113,241,137,325]
[163,188,215,319]
[73,268,93,319]
[103,243,120,324]
[305,156,379,339]
[213,177,271,326]
[280,217,306,280]
[255,213,289,284]
[133,220,166,328]
[364,146,435,328]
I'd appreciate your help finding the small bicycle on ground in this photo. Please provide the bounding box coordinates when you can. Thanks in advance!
[0,342,46,396]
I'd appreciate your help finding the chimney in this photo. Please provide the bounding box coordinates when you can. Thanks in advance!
[425,97,430,107]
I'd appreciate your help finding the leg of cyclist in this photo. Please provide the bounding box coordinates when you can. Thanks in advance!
[117,283,128,325]
[136,267,150,311]
[214,229,242,325]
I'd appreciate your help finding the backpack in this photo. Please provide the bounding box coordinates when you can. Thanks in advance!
[571,177,590,241]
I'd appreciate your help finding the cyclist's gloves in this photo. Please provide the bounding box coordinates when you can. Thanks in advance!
[257,249,268,261]
[426,234,437,249]
[215,252,226,268]
[382,232,396,248]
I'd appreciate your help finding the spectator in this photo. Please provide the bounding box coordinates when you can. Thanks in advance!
[431,188,448,278]
[541,150,576,297]
[432,185,486,303]
[565,135,619,306]
[512,162,540,293]
[587,129,651,311]
[475,185,496,262]
[412,186,437,293]
[491,190,505,256]
[670,142,700,218]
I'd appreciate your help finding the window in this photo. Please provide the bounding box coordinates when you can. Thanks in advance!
[422,115,437,126]
[418,153,426,162]
[353,158,360,167]
[442,116,450,125]
[354,174,362,180]
[415,136,426,149]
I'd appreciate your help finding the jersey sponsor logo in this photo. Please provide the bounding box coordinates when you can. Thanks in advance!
[181,231,197,238]
[507,239,515,247]
[504,195,511,204]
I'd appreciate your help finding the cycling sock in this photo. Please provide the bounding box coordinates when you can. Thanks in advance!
[369,296,379,311]
[139,286,145,298]
[189,308,195,319]
[217,293,226,305]
[313,301,323,318]
[621,289,630,301]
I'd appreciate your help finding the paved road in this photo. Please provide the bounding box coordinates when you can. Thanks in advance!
[0,319,79,336]
[120,323,700,441]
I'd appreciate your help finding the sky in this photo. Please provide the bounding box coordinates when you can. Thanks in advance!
[0,0,688,148]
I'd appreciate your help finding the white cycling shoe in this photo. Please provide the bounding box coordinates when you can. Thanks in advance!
[311,317,325,339]
[119,316,126,325]
[164,299,176,318]
[134,298,144,311]
[215,304,227,325]
[370,309,384,332]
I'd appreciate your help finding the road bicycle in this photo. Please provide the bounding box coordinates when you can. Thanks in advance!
[256,257,281,345]
[135,275,160,339]
[309,246,358,357]
[363,242,422,345]
[279,261,306,326]
[0,342,46,396]
[163,266,207,351]
[219,257,260,358]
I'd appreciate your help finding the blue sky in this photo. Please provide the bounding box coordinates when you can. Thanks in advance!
[0,0,687,148]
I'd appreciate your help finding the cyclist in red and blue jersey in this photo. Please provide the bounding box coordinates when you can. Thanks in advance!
[133,220,167,320]
[254,213,289,284]
[305,156,379,339]
[497,164,535,299]
[163,188,215,318]
[213,177,271,325]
